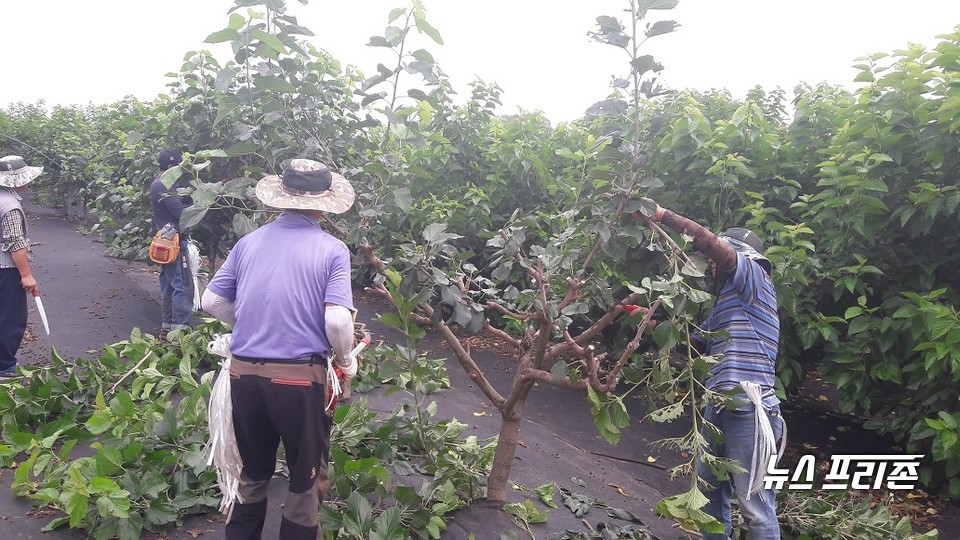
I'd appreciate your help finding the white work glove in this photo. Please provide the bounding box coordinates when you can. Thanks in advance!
[325,304,357,378]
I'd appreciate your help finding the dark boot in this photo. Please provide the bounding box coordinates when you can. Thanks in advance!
[225,498,268,540]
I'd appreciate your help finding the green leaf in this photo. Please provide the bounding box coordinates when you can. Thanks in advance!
[394,187,412,211]
[205,28,240,44]
[115,392,135,417]
[647,401,683,423]
[64,493,88,527]
[40,516,70,532]
[377,313,405,330]
[251,29,286,54]
[96,446,124,476]
[225,142,259,157]
[847,317,873,336]
[159,165,183,189]
[180,205,209,230]
[609,400,630,428]
[85,410,113,435]
[367,36,392,48]
[411,48,435,64]
[415,17,444,44]
[232,213,258,237]
[422,223,462,245]
[388,7,406,22]
[227,12,245,30]
[844,307,863,319]
[645,20,678,38]
[550,360,569,380]
[254,75,295,93]
[535,483,557,508]
[630,55,663,76]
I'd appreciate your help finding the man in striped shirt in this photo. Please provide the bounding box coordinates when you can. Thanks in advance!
[642,200,784,539]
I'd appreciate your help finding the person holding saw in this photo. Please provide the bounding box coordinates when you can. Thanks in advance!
[633,198,785,540]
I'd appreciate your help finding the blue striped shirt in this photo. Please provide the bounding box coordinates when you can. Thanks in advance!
[698,252,780,405]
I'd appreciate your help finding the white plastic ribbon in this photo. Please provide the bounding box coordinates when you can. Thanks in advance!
[324,337,370,412]
[740,381,786,500]
[205,334,244,520]
[187,240,203,312]
[325,356,343,412]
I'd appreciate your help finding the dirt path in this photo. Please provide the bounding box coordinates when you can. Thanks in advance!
[17,203,161,365]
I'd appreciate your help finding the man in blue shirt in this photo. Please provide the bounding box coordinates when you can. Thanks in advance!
[641,200,784,539]
[148,148,193,335]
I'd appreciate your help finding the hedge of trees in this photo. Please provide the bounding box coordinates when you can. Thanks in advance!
[3,0,960,531]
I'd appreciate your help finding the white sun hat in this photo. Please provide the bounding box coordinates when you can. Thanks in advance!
[0,155,43,188]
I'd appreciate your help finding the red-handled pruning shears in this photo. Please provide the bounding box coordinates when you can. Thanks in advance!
[619,304,647,317]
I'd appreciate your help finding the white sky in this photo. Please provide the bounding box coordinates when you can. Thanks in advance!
[3,1,960,122]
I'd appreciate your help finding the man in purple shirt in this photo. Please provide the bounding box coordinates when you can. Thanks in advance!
[202,159,358,540]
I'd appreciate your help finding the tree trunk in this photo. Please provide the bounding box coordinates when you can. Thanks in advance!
[485,381,533,503]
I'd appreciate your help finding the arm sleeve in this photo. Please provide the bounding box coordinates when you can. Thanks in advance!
[201,288,237,326]
[0,209,28,253]
[323,243,354,309]
[325,304,357,378]
[660,210,738,272]
[729,251,763,305]
[206,249,238,300]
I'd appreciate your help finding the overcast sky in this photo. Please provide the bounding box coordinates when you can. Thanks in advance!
[3,1,960,122]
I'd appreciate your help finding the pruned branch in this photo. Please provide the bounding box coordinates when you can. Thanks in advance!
[544,292,641,361]
[646,218,694,267]
[603,298,663,392]
[485,301,530,321]
[484,322,521,349]
[359,242,387,273]
[557,276,582,312]
[420,303,506,409]
[522,366,588,391]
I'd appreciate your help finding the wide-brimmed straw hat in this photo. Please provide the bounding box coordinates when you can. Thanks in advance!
[255,159,355,214]
[0,155,43,188]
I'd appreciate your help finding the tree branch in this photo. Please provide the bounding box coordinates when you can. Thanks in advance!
[646,218,694,267]
[521,367,588,391]
[420,303,506,408]
[484,322,522,349]
[485,301,530,321]
[557,276,582,312]
[603,298,662,392]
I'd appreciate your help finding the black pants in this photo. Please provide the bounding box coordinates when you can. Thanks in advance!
[226,364,332,540]
[0,268,26,372]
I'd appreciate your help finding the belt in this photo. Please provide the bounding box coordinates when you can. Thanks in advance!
[230,355,327,384]
[233,354,327,365]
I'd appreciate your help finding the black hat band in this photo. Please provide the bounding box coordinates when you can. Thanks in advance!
[281,167,333,195]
